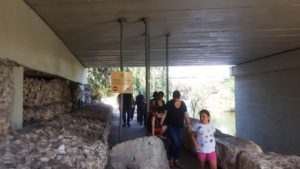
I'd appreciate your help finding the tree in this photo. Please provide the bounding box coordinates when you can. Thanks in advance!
[88,67,148,100]
[130,66,168,97]
[150,67,167,95]
[127,67,146,96]
[168,77,234,119]
[190,96,201,118]
[87,67,118,100]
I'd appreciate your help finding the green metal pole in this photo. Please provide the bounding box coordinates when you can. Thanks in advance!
[143,18,150,129]
[118,18,125,142]
[166,33,170,101]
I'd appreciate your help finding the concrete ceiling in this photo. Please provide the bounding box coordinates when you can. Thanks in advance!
[24,0,300,67]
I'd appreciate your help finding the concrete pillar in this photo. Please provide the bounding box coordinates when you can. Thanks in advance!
[10,66,23,130]
[232,50,300,155]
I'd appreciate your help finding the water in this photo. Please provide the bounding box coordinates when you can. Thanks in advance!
[212,111,236,136]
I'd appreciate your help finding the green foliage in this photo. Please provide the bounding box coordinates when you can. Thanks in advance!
[150,67,167,95]
[88,67,148,99]
[127,67,146,96]
[128,67,168,97]
[169,77,235,119]
[87,67,118,99]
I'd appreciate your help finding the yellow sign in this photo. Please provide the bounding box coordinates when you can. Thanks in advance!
[111,71,133,93]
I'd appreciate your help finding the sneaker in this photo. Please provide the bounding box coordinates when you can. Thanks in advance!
[127,123,131,127]
[122,124,126,127]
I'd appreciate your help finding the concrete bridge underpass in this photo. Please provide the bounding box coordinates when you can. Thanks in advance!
[0,0,300,168]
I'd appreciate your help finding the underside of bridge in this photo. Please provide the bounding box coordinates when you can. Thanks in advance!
[0,0,299,156]
[24,0,300,67]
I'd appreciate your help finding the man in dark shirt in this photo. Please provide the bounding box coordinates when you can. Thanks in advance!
[135,91,145,125]
[117,93,133,127]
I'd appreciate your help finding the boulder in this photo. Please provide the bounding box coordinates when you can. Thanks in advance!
[216,132,263,169]
[110,137,169,169]
[237,151,300,169]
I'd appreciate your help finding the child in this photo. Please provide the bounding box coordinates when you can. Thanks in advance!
[191,109,217,169]
[151,111,167,139]
[151,91,167,139]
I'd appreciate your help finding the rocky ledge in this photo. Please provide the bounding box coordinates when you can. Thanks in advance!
[0,113,109,169]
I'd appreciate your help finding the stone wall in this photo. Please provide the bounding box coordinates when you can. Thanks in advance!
[23,78,72,123]
[237,151,300,169]
[0,113,109,169]
[216,132,300,169]
[70,83,92,110]
[0,60,14,142]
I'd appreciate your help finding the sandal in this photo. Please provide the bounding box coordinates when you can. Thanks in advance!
[174,161,184,169]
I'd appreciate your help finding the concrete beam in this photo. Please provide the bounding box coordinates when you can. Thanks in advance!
[0,0,87,83]
[232,49,300,76]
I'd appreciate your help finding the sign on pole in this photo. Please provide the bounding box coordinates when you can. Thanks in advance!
[111,71,133,93]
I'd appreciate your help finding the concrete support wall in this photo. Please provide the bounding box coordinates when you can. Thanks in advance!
[10,66,24,130]
[232,50,300,155]
[0,0,87,83]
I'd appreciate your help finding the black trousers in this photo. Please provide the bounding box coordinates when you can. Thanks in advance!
[122,106,131,125]
[136,104,144,124]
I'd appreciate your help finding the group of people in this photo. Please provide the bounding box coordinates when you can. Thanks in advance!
[118,90,217,169]
[117,91,146,127]
[149,90,217,169]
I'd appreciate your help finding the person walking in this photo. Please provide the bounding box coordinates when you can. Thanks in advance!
[165,90,192,169]
[191,109,217,169]
[117,93,134,127]
[130,98,136,120]
[136,91,145,125]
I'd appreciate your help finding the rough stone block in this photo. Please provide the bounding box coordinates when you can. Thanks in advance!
[237,151,300,169]
[110,137,169,169]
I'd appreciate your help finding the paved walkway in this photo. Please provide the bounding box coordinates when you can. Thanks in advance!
[108,107,200,169]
